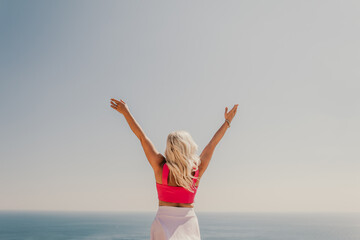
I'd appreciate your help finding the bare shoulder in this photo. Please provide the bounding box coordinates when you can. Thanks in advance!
[153,154,166,170]
[153,155,166,183]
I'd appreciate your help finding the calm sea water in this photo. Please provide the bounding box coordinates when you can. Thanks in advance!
[0,211,359,240]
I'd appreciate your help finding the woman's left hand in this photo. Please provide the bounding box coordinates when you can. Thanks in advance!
[110,98,130,115]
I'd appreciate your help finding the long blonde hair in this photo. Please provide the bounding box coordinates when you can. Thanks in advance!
[164,130,201,192]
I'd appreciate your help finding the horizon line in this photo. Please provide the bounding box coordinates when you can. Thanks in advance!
[1,209,359,214]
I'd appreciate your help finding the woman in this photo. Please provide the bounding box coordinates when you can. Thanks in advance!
[110,98,238,240]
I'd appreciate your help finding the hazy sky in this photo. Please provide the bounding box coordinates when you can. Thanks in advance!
[0,0,359,213]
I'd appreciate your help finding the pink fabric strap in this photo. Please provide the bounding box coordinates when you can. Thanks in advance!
[162,163,169,185]
[163,163,199,185]
[193,168,199,184]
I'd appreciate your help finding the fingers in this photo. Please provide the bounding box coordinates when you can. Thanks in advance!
[227,104,239,116]
[110,98,127,112]
[110,98,126,106]
[110,98,120,111]
[234,105,238,116]
[225,104,239,115]
[110,98,122,104]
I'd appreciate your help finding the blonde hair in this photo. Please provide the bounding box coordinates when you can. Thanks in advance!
[164,130,201,192]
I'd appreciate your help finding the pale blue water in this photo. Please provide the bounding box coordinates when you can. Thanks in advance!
[0,211,359,240]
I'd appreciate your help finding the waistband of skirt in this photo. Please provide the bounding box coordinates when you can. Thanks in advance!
[156,206,196,217]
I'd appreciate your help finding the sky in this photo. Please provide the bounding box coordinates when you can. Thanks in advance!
[0,0,359,213]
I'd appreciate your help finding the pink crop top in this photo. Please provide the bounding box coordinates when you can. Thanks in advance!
[156,163,199,204]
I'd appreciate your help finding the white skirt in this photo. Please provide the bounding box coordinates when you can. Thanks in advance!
[150,206,201,240]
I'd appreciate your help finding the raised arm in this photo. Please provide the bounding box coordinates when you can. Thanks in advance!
[110,98,164,169]
[198,104,239,178]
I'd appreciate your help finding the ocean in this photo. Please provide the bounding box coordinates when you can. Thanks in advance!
[0,211,359,240]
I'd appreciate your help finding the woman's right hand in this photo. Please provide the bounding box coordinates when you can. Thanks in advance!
[225,104,239,123]
[110,98,130,115]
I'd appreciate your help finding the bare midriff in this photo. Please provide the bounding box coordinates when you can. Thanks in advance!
[159,200,194,208]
